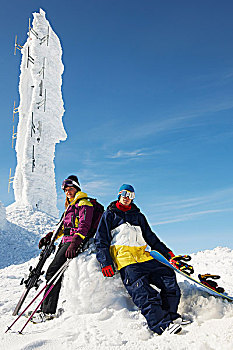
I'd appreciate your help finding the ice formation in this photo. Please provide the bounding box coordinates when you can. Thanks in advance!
[12,9,66,217]
[0,201,6,228]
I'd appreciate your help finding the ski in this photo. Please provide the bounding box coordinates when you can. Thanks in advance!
[6,259,70,333]
[7,235,90,333]
[12,213,64,316]
[18,259,70,334]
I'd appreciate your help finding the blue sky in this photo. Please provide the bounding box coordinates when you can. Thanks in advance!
[0,0,233,253]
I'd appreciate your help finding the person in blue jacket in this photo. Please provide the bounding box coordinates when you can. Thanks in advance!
[95,184,184,335]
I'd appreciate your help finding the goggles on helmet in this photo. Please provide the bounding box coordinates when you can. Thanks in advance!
[118,190,135,199]
[61,179,80,191]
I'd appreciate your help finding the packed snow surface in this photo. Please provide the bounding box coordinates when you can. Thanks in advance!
[0,205,56,268]
[1,207,233,349]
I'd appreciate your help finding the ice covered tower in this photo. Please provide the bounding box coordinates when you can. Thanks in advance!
[13,9,66,217]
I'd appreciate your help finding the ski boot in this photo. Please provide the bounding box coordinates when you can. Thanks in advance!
[170,255,194,276]
[198,274,225,293]
[29,311,56,323]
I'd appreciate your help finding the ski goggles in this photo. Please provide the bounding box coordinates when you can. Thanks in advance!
[118,190,135,199]
[61,179,80,191]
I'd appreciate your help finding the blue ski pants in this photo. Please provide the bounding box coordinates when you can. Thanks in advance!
[120,259,181,335]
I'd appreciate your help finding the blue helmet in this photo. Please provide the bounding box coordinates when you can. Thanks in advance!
[118,184,135,199]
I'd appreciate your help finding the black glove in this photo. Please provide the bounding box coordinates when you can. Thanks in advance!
[65,235,83,258]
[38,231,53,249]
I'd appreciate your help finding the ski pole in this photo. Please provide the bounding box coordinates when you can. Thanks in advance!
[18,260,70,334]
[12,213,65,316]
[5,284,46,333]
[6,259,70,333]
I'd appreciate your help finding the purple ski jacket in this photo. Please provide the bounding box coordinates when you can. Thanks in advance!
[57,191,94,243]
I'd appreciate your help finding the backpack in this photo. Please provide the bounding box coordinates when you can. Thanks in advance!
[74,197,104,238]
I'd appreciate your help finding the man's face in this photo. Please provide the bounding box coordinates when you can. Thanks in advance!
[64,186,77,199]
[119,195,132,206]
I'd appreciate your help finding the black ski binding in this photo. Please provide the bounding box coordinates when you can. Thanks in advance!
[198,274,225,293]
[170,255,194,276]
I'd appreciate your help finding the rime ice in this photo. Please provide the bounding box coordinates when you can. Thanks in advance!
[0,201,6,228]
[13,9,66,217]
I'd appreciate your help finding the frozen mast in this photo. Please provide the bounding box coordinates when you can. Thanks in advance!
[12,9,66,217]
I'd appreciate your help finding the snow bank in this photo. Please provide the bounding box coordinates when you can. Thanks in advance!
[63,246,233,318]
[59,245,233,349]
[6,202,57,235]
[0,204,57,268]
[63,240,136,315]
[1,246,232,349]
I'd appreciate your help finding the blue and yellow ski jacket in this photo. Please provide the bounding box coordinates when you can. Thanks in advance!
[95,201,170,270]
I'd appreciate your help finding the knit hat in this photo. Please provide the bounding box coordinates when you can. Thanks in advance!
[118,184,135,199]
[62,175,81,191]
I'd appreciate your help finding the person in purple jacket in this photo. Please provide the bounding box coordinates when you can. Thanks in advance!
[35,175,94,322]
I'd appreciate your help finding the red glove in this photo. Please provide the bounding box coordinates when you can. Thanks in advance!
[65,235,83,258]
[167,251,175,260]
[102,265,115,277]
[38,231,53,249]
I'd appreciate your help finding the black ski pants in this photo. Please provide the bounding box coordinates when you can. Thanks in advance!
[41,242,70,314]
[120,259,181,335]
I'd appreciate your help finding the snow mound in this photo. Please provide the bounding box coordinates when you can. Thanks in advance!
[63,245,233,321]
[60,245,233,349]
[63,240,136,315]
[0,204,57,268]
[6,203,57,235]
[1,246,233,349]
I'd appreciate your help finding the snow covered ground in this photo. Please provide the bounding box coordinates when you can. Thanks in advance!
[0,205,56,268]
[1,207,233,350]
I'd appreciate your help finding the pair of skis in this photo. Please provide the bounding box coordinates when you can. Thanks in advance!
[11,193,95,319]
[12,214,65,317]
[7,201,92,334]
[6,214,65,334]
[6,258,71,334]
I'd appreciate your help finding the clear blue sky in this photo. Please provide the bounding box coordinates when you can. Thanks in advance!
[1,0,233,253]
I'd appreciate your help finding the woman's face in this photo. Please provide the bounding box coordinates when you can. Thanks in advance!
[64,186,77,199]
